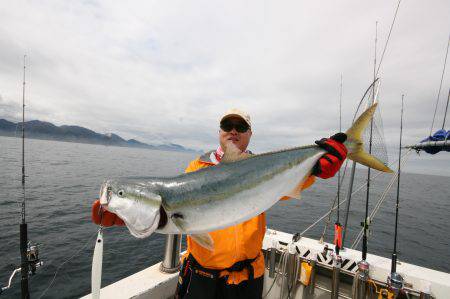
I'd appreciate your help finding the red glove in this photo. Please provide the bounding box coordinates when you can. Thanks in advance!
[92,199,125,226]
[312,133,347,179]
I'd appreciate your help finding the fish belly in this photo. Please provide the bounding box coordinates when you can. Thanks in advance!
[169,151,324,234]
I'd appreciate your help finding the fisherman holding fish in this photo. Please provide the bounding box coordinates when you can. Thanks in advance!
[92,108,349,299]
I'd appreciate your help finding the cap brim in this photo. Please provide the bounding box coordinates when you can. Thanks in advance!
[220,114,251,127]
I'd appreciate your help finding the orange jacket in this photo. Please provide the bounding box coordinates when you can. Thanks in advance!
[183,150,315,285]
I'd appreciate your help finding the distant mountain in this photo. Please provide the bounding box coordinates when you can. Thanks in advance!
[0,119,199,153]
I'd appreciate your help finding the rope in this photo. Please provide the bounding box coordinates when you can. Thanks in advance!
[350,149,412,249]
[429,33,450,136]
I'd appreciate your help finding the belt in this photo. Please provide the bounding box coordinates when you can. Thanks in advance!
[186,253,259,281]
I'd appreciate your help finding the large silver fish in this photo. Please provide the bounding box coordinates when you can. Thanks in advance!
[98,103,391,250]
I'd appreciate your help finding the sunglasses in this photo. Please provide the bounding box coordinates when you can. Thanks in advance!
[220,120,250,133]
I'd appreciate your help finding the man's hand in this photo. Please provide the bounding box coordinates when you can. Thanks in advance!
[312,133,347,179]
[92,199,125,226]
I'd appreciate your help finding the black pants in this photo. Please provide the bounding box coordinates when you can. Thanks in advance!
[176,266,264,299]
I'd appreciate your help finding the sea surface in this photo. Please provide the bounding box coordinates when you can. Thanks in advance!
[0,136,449,298]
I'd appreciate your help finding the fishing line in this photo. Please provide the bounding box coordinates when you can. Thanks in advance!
[37,230,99,299]
[350,149,412,249]
[333,0,401,248]
[319,79,381,243]
[442,88,450,129]
[375,0,402,77]
[429,33,450,136]
[300,149,411,237]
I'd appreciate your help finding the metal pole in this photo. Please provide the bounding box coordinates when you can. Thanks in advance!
[160,234,182,273]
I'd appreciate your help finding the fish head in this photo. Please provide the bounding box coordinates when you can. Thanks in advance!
[99,180,162,238]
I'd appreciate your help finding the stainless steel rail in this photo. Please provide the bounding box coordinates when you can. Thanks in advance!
[160,234,182,273]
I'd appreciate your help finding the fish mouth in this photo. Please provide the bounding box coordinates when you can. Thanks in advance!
[99,182,111,206]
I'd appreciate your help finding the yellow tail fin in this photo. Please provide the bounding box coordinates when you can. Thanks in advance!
[345,103,393,173]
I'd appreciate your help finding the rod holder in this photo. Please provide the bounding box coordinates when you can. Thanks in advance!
[268,247,277,278]
[388,272,404,296]
[308,258,317,295]
[286,245,298,298]
[420,292,432,299]
[160,234,182,273]
[353,260,370,299]
[331,256,341,299]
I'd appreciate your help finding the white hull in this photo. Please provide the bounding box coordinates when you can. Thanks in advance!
[81,229,450,299]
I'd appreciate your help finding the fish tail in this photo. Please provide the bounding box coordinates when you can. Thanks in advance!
[345,103,393,173]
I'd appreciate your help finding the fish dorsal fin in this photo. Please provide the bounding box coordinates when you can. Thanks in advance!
[221,142,251,163]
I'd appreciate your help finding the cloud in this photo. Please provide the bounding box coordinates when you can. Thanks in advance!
[0,0,449,175]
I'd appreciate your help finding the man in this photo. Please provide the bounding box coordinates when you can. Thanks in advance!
[92,108,347,299]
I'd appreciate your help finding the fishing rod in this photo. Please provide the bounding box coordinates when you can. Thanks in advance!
[20,54,30,299]
[361,20,378,262]
[317,78,380,247]
[1,56,42,298]
[388,95,405,296]
[331,75,343,299]
[342,0,402,250]
[334,75,343,255]
[353,22,379,299]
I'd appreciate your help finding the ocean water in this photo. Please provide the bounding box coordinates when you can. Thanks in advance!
[0,136,449,298]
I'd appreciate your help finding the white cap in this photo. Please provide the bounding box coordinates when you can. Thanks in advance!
[220,108,252,128]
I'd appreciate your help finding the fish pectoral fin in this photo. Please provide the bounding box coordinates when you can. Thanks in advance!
[280,174,313,200]
[286,183,303,200]
[221,142,251,163]
[281,193,302,201]
[190,233,214,252]
[171,216,215,251]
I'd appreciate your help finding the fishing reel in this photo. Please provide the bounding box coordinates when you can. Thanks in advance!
[0,241,43,295]
[26,241,43,275]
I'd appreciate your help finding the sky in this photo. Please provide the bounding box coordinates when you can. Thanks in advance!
[0,0,449,176]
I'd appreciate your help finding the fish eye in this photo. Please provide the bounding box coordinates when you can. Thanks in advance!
[117,190,124,197]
